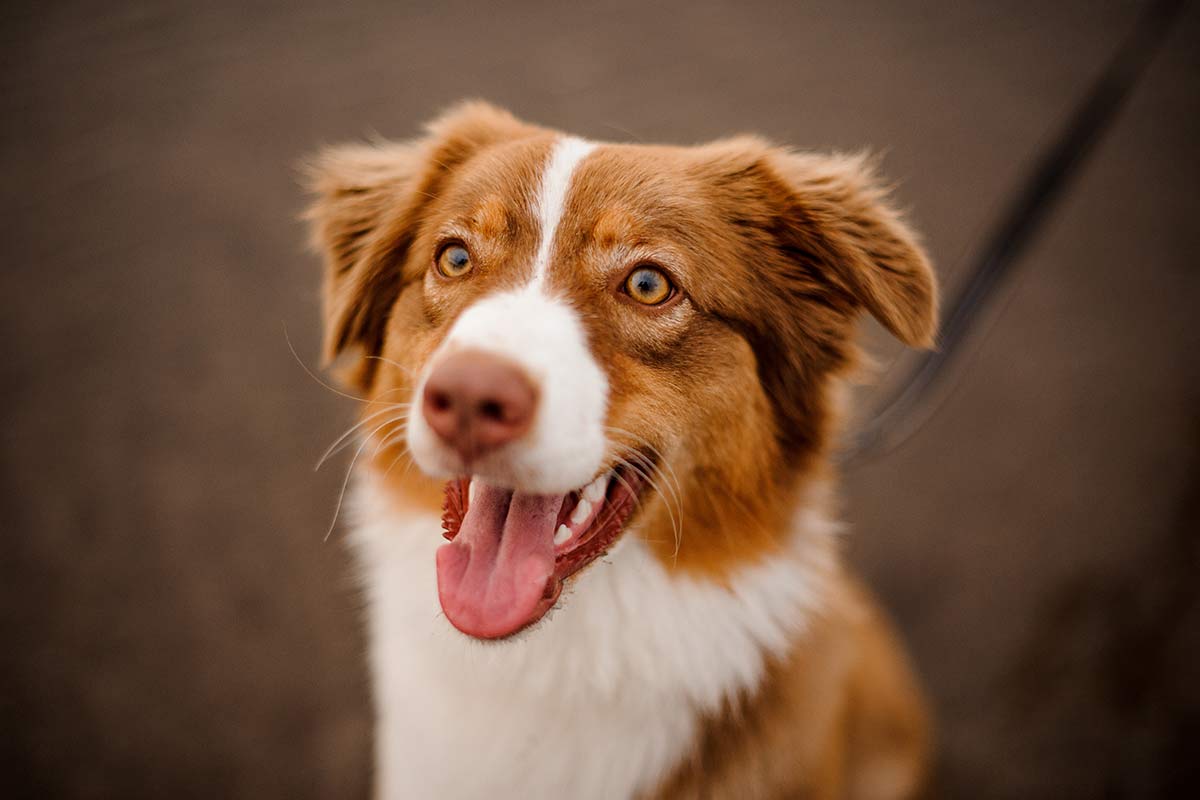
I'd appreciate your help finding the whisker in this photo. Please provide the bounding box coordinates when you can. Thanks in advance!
[315,404,412,471]
[382,450,415,481]
[610,458,678,551]
[323,419,400,542]
[604,433,686,532]
[603,426,684,503]
[610,447,674,509]
[371,386,416,403]
[284,323,371,403]
[372,418,412,456]
[366,355,419,378]
[283,323,416,406]
[610,451,682,562]
[615,445,685,560]
[615,445,684,522]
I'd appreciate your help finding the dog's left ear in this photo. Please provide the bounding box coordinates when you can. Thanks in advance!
[766,150,939,348]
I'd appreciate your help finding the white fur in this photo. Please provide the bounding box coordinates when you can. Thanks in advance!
[365,135,836,798]
[405,287,609,494]
[531,136,596,287]
[407,135,606,494]
[350,472,837,800]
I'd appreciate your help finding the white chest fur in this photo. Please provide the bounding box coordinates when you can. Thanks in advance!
[348,474,835,799]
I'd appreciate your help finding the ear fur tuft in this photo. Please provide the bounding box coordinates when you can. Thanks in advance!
[301,101,541,388]
[768,149,939,348]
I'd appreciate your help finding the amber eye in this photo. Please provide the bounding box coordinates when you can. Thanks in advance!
[436,244,472,278]
[623,266,673,306]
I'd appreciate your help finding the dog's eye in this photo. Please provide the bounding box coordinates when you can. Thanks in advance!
[436,244,473,278]
[623,266,673,306]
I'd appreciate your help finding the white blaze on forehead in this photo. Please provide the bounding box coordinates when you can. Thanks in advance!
[531,136,597,287]
[407,136,607,494]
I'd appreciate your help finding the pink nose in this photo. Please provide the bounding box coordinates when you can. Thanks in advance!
[422,350,538,463]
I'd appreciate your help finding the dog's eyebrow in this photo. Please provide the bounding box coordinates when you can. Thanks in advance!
[591,206,639,247]
[466,196,515,239]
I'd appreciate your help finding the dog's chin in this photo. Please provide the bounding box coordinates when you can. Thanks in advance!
[434,464,649,641]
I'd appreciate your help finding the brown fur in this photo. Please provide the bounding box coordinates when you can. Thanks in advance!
[648,572,933,800]
[305,101,937,799]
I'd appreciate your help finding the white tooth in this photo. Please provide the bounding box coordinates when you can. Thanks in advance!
[583,475,606,503]
[468,480,476,503]
[570,498,592,525]
[554,524,571,546]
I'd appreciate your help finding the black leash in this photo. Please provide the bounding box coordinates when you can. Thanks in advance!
[841,0,1188,467]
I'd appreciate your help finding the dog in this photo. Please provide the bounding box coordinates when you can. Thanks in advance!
[305,101,936,799]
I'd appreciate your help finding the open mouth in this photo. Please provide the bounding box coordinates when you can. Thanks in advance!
[436,464,647,639]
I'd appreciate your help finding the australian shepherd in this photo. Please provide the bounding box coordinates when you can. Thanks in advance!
[305,101,936,799]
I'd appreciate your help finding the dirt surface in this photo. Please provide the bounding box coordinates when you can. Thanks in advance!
[3,1,1198,797]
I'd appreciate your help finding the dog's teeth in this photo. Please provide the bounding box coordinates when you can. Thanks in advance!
[570,498,592,525]
[583,475,607,503]
[468,479,476,503]
[554,524,571,546]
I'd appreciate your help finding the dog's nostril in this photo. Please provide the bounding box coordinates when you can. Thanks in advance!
[478,399,504,422]
[421,349,538,460]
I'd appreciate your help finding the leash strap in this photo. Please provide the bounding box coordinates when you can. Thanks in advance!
[841,0,1188,467]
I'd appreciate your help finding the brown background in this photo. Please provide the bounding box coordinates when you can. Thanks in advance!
[3,1,1198,797]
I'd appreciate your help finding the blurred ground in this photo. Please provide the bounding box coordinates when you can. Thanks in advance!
[2,1,1198,797]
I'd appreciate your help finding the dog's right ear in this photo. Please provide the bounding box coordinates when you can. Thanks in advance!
[303,101,539,389]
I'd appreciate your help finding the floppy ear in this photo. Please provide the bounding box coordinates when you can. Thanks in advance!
[766,150,939,348]
[303,100,539,388]
[686,139,938,464]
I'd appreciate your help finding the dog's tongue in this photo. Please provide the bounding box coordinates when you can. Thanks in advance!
[436,482,561,639]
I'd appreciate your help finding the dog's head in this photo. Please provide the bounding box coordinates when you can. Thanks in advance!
[306,102,936,640]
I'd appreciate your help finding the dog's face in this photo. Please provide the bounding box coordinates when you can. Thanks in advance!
[307,102,936,640]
